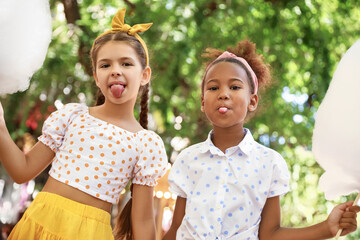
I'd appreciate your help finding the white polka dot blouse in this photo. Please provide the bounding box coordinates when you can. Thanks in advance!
[168,129,290,240]
[38,103,168,204]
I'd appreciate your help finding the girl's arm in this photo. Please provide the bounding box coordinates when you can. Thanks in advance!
[131,184,156,240]
[0,102,55,183]
[259,196,359,240]
[163,196,186,240]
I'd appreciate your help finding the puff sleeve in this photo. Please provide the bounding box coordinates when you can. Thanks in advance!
[267,152,291,197]
[38,103,84,152]
[132,130,168,186]
[167,149,190,198]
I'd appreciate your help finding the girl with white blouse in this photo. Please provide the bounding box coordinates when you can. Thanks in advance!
[163,40,359,240]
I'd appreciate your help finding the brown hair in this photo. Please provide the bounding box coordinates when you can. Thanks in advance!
[201,39,271,97]
[91,31,149,129]
[90,32,149,239]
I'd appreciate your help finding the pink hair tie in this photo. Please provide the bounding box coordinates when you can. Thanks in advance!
[206,51,258,94]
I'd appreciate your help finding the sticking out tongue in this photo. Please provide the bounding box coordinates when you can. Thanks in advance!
[219,107,228,113]
[110,84,125,98]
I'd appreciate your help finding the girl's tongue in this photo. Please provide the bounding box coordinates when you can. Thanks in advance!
[219,107,228,113]
[110,84,125,98]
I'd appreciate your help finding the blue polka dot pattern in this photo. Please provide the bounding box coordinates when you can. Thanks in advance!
[168,129,290,239]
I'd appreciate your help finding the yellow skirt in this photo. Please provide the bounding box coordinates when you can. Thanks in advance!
[8,192,114,240]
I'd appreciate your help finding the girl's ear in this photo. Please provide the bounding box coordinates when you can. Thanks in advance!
[140,66,151,86]
[248,94,258,112]
[201,96,205,112]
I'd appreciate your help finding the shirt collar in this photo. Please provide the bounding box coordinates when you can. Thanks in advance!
[199,130,218,154]
[199,128,256,156]
[238,128,256,156]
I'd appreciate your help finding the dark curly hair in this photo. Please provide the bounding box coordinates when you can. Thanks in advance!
[201,39,271,97]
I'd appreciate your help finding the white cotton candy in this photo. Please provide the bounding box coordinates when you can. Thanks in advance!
[312,39,360,200]
[0,0,52,95]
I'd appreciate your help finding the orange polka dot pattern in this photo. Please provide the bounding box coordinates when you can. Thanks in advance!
[38,103,168,204]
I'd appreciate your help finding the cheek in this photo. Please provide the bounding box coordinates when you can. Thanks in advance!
[94,77,100,87]
[202,93,214,107]
[95,75,103,85]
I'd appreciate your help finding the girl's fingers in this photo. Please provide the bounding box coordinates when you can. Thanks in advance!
[340,220,358,234]
[348,205,360,213]
[338,205,359,236]
[340,217,357,226]
[342,211,357,219]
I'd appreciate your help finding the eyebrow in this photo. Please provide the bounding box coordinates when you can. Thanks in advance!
[97,57,135,63]
[206,78,245,84]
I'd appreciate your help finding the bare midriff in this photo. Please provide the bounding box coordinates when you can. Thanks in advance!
[41,176,112,213]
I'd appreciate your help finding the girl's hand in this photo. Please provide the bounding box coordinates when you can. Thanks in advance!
[327,201,360,236]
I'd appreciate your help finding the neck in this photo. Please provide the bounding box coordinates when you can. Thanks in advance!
[90,100,142,132]
[105,100,135,116]
[211,125,246,153]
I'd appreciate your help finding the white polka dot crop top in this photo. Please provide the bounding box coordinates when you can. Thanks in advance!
[38,103,168,204]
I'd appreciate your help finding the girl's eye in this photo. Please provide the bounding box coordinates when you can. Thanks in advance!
[209,86,218,91]
[100,64,110,68]
[123,62,133,67]
[231,86,241,90]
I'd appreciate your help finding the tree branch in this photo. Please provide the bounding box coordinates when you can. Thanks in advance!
[60,0,80,24]
[60,0,93,76]
[124,0,136,11]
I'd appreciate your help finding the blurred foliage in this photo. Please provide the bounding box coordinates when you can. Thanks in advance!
[1,0,360,238]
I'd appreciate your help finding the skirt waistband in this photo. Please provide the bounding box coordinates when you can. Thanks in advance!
[34,192,111,224]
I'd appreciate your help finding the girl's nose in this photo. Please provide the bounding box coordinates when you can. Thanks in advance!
[111,65,122,77]
[111,70,122,77]
[111,72,119,77]
[218,91,229,100]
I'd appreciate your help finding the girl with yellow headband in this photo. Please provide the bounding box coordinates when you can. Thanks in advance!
[163,40,359,240]
[0,8,167,240]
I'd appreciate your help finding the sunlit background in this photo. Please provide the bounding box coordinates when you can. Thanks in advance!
[1,0,360,239]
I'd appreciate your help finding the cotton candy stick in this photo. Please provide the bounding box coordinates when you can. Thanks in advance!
[335,193,360,239]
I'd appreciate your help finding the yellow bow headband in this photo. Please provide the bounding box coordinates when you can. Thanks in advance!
[94,8,152,66]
